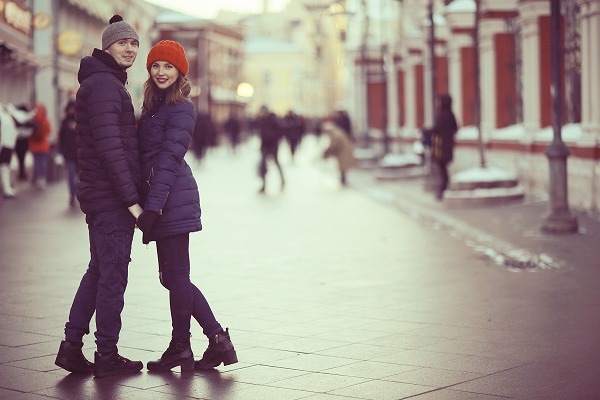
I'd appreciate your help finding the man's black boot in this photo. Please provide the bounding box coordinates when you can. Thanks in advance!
[195,328,238,370]
[55,340,94,373]
[93,350,143,378]
[147,338,194,372]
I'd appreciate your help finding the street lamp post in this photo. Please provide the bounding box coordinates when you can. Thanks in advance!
[540,0,578,234]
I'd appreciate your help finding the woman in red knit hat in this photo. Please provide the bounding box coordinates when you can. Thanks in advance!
[137,40,238,372]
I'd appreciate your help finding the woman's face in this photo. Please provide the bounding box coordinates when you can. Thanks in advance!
[150,61,179,90]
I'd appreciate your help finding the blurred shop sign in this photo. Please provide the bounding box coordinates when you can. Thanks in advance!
[58,30,83,56]
[0,1,32,35]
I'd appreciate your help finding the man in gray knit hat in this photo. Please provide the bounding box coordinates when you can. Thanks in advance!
[54,14,144,378]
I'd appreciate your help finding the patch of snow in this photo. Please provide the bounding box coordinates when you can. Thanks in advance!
[457,126,479,140]
[491,124,526,140]
[445,0,476,13]
[452,167,517,183]
[379,153,421,168]
[445,185,524,198]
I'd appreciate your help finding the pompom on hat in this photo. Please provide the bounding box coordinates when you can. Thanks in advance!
[146,40,189,77]
[102,15,139,50]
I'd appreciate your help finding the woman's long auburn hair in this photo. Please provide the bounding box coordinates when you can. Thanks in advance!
[142,70,192,115]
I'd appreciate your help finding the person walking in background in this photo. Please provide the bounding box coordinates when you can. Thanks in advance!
[0,104,35,198]
[256,105,284,193]
[430,94,458,200]
[13,104,35,181]
[332,109,353,141]
[321,119,356,186]
[54,15,144,378]
[29,104,51,190]
[136,40,238,373]
[282,110,303,161]
[223,113,241,153]
[191,111,217,163]
[58,100,78,207]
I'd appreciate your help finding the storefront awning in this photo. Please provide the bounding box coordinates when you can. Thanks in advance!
[64,0,114,22]
[0,41,45,71]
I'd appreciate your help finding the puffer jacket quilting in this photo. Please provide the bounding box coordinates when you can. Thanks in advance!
[75,49,141,215]
[138,99,201,242]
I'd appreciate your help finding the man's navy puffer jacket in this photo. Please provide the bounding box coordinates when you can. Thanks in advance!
[75,49,141,215]
[138,98,201,243]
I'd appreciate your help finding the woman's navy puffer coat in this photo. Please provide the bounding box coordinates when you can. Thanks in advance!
[138,99,201,243]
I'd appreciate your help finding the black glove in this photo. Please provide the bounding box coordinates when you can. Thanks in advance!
[136,210,159,233]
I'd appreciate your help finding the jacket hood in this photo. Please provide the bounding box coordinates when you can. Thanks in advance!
[78,48,128,85]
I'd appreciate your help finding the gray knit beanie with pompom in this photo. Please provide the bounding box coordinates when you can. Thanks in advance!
[101,15,139,50]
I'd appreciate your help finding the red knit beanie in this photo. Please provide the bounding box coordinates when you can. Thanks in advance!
[146,40,189,76]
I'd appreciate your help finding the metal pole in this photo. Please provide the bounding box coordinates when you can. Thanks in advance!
[540,0,578,234]
[474,0,486,168]
[360,0,370,148]
[380,0,389,155]
[429,0,436,121]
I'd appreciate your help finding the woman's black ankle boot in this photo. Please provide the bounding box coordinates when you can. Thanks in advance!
[147,338,194,372]
[195,328,238,370]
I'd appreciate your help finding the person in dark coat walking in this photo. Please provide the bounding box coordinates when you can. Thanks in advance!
[256,105,284,193]
[223,113,241,153]
[430,94,458,200]
[136,40,238,373]
[54,15,144,378]
[58,100,78,207]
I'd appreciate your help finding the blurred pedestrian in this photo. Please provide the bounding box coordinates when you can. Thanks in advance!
[58,100,78,207]
[321,120,356,186]
[256,105,284,193]
[192,112,217,163]
[29,104,51,189]
[332,109,353,141]
[137,40,238,373]
[0,104,33,197]
[13,104,35,181]
[54,14,144,378]
[430,94,458,200]
[282,110,304,161]
[223,113,241,153]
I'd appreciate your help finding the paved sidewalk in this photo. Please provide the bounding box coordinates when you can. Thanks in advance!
[0,137,599,400]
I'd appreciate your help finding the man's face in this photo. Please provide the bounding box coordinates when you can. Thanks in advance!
[105,38,139,69]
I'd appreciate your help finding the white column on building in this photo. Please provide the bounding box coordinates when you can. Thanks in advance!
[403,52,418,133]
[445,0,475,128]
[386,51,399,139]
[577,0,600,143]
[518,0,549,138]
[33,0,58,135]
[478,17,496,139]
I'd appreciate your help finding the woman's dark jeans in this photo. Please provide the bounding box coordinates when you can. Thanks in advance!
[64,208,135,354]
[156,233,222,341]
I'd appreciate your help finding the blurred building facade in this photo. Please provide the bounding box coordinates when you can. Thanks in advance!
[153,13,245,127]
[342,0,600,212]
[1,0,156,136]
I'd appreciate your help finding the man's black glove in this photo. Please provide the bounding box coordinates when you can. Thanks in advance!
[136,210,159,233]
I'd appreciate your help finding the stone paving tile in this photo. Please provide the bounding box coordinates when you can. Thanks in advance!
[449,375,534,398]
[382,366,485,387]
[264,353,360,372]
[329,379,434,399]
[267,371,368,393]
[372,348,465,368]
[316,343,405,361]
[433,354,527,375]
[401,389,510,399]
[220,364,309,385]
[322,360,420,379]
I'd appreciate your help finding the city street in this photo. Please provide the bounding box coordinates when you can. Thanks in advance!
[0,136,599,400]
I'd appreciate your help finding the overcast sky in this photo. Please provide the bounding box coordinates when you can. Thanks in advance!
[143,0,290,18]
